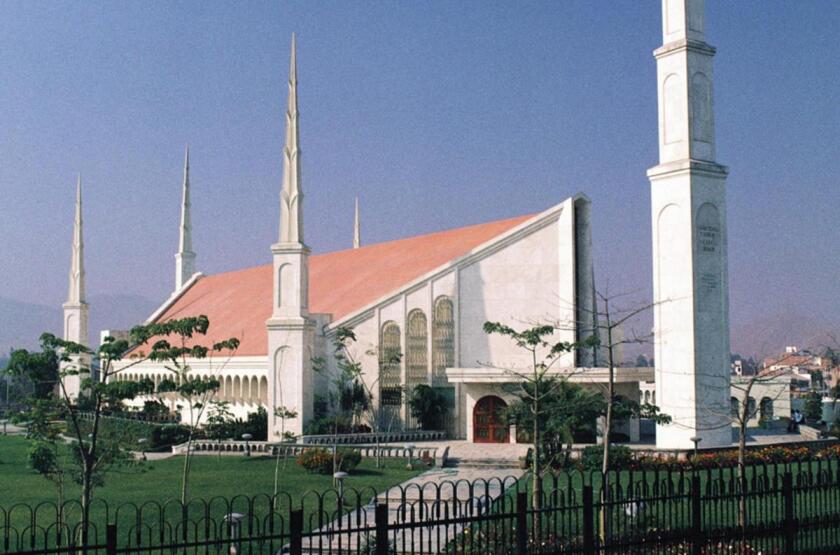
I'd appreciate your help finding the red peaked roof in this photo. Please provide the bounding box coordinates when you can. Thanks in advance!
[150,214,532,356]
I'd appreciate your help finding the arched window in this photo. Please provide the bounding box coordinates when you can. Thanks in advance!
[277,264,290,308]
[406,310,428,388]
[406,310,429,428]
[747,397,757,419]
[379,322,402,406]
[760,398,774,422]
[432,296,455,385]
[259,376,268,404]
[730,397,739,418]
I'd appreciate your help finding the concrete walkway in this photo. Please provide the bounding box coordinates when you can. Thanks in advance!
[303,464,525,554]
[384,439,529,467]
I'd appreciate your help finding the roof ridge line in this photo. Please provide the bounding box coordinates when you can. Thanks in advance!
[326,199,571,330]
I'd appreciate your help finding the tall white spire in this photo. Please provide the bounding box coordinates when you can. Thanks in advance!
[175,145,196,291]
[267,34,315,440]
[279,33,303,245]
[650,0,731,449]
[353,196,360,249]
[67,174,85,304]
[63,175,90,399]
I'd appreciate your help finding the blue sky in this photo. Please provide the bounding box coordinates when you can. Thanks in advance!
[0,1,838,335]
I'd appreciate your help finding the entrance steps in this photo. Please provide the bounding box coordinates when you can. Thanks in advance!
[443,457,522,469]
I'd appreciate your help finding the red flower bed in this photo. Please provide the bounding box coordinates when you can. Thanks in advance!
[617,444,837,471]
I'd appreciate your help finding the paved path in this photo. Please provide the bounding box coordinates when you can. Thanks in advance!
[0,419,26,435]
[303,464,525,554]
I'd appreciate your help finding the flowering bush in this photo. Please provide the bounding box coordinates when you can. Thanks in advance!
[587,444,838,471]
[296,448,362,475]
[817,444,840,459]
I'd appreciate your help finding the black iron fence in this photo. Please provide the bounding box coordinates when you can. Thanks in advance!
[4,458,840,554]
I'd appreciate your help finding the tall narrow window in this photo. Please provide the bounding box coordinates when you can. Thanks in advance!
[406,310,429,389]
[432,296,455,385]
[379,322,402,406]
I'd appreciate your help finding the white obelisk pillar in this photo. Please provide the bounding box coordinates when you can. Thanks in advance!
[650,0,732,449]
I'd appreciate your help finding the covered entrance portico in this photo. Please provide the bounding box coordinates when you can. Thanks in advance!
[447,366,652,444]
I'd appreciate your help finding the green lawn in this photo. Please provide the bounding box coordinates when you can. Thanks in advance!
[0,434,421,550]
[465,462,840,553]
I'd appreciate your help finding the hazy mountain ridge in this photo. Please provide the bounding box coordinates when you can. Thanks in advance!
[2,295,836,362]
[0,295,159,354]
[730,310,840,360]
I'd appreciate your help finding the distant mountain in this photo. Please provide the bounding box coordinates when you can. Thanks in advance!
[730,310,840,359]
[0,295,159,354]
[0,297,61,354]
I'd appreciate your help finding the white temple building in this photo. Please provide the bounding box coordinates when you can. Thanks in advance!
[63,0,735,449]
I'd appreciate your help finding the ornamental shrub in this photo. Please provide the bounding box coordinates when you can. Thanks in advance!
[150,424,192,450]
[296,448,362,474]
[579,445,633,471]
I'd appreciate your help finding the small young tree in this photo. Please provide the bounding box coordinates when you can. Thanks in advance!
[205,400,235,458]
[7,333,152,544]
[729,351,800,528]
[316,327,399,469]
[272,405,298,505]
[504,378,605,468]
[482,322,596,510]
[131,315,239,504]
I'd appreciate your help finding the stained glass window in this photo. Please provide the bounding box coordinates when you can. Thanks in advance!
[379,321,402,406]
[432,297,454,386]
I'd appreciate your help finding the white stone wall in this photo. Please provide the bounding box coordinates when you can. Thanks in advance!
[730,376,791,426]
[112,356,268,425]
[459,201,578,372]
[330,199,591,439]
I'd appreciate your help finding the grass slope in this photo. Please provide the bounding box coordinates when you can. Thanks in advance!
[0,434,421,548]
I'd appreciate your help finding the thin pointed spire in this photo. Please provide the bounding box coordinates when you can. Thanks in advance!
[279,33,303,244]
[67,174,85,304]
[175,145,196,291]
[179,145,192,253]
[353,196,360,249]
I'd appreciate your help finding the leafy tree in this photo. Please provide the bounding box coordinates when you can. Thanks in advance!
[804,391,823,422]
[6,346,59,399]
[408,385,449,431]
[483,321,596,511]
[6,314,238,544]
[504,378,604,468]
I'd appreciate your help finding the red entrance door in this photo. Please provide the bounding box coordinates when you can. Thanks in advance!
[473,396,509,443]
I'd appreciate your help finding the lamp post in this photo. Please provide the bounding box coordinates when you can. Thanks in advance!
[138,437,148,461]
[333,471,348,509]
[242,433,252,457]
[509,414,517,445]
[404,443,415,470]
[689,436,702,460]
[223,512,245,555]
